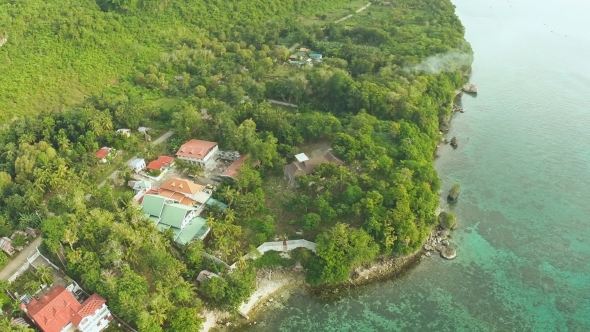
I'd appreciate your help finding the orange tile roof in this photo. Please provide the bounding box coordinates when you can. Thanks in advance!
[147,156,174,170]
[95,148,110,159]
[71,294,106,326]
[25,286,106,332]
[222,155,248,178]
[158,190,196,206]
[176,140,217,159]
[160,178,205,196]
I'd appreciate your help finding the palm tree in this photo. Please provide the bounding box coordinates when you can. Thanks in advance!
[224,208,237,224]
[54,164,68,180]
[18,213,35,230]
[1,142,17,160]
[35,266,54,285]
[14,325,35,332]
[149,295,169,325]
[223,188,238,207]
[10,299,23,316]
[0,318,13,330]
[57,136,71,152]
[62,227,78,250]
[236,256,248,270]
[144,143,159,160]
[24,191,40,212]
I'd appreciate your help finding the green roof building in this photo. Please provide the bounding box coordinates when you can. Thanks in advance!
[141,194,210,245]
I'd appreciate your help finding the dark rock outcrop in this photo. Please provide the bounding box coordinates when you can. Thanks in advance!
[448,184,461,201]
[450,136,459,148]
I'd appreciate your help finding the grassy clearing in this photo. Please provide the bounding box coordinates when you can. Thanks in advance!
[299,0,369,26]
[152,97,182,111]
[266,64,296,78]
[262,175,301,236]
[342,3,394,27]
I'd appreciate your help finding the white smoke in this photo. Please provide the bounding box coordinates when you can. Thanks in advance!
[407,51,474,74]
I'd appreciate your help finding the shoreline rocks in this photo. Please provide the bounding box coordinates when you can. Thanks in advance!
[462,82,478,94]
[450,136,459,148]
[441,247,457,260]
[447,183,461,202]
[452,103,466,113]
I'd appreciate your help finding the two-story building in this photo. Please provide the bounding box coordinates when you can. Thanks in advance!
[22,286,112,332]
[141,194,210,244]
[176,140,219,168]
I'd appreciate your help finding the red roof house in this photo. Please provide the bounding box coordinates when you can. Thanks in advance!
[147,156,175,171]
[23,286,112,332]
[95,147,111,163]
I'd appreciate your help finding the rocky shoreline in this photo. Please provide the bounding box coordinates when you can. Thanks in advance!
[209,83,469,331]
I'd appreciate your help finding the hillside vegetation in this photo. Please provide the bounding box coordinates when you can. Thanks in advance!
[0,0,472,330]
[0,0,347,120]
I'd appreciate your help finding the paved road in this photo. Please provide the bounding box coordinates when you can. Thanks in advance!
[0,236,42,281]
[152,130,174,145]
[97,131,174,188]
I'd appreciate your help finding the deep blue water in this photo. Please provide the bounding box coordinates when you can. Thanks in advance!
[237,0,590,330]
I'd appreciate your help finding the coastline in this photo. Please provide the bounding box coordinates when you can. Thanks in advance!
[201,89,467,331]
[200,269,307,332]
[202,245,428,331]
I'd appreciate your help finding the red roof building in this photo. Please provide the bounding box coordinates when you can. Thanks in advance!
[176,140,219,168]
[23,286,112,332]
[147,156,175,171]
[95,148,111,163]
[221,155,249,179]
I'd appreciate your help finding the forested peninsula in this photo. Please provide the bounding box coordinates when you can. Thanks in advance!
[0,0,472,330]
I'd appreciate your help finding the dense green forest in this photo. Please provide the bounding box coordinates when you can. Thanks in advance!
[0,0,472,330]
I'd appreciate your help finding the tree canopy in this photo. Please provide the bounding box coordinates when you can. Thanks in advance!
[0,0,471,328]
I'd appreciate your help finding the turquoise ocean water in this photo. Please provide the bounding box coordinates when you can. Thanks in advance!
[237,0,590,330]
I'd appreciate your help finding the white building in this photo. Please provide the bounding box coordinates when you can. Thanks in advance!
[175,139,219,168]
[128,158,146,173]
[116,129,131,137]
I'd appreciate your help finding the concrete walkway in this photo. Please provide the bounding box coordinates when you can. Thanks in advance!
[267,99,298,108]
[0,236,42,281]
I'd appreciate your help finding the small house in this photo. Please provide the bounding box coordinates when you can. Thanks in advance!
[0,237,15,256]
[309,53,323,61]
[128,158,146,173]
[289,54,299,60]
[129,180,152,192]
[197,270,219,283]
[95,147,111,163]
[116,129,131,137]
[138,127,150,133]
[147,156,175,172]
[283,150,344,186]
[299,47,310,52]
